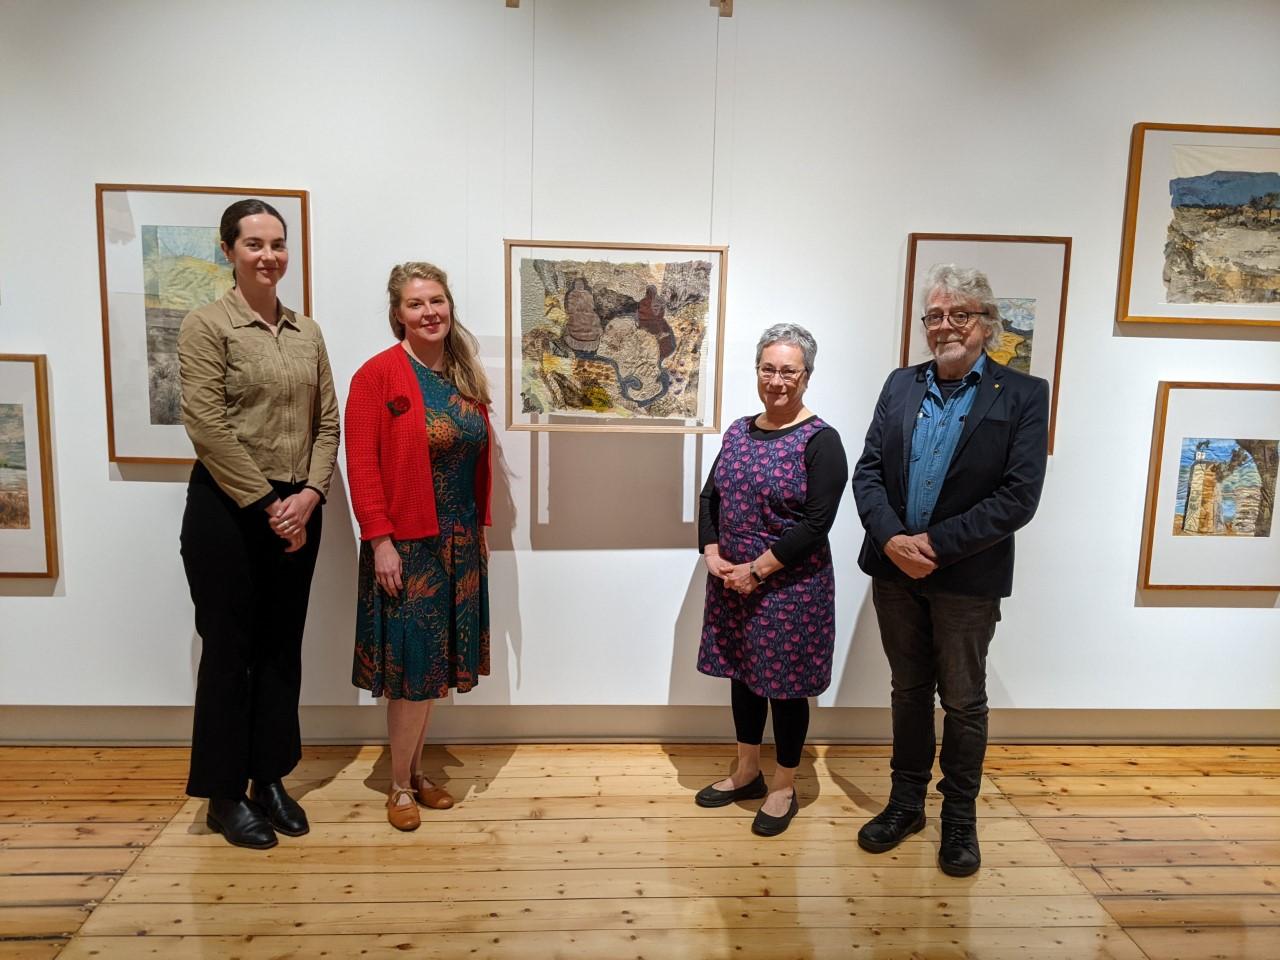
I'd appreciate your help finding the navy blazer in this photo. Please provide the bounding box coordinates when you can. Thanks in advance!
[852,356,1049,598]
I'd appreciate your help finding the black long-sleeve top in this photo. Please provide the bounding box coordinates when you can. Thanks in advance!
[698,415,848,567]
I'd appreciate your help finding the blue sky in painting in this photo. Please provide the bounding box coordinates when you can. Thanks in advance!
[1170,170,1280,208]
[1175,437,1263,518]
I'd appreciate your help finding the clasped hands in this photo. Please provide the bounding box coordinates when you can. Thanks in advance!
[704,551,759,595]
[267,489,321,553]
[885,532,937,579]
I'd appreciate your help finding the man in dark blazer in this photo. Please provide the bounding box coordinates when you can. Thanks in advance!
[851,264,1049,877]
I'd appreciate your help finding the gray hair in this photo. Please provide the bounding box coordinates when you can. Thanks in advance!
[755,322,817,373]
[920,263,1004,351]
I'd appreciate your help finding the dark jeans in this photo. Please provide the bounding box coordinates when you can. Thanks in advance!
[730,679,810,769]
[180,463,321,798]
[871,577,1000,824]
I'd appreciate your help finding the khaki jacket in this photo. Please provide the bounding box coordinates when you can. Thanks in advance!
[178,289,340,508]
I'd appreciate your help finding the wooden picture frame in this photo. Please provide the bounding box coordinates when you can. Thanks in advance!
[96,183,311,463]
[0,354,58,578]
[504,239,728,433]
[902,232,1071,453]
[1117,122,1280,328]
[1141,381,1280,591]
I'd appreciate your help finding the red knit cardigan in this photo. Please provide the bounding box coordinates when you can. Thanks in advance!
[344,344,493,542]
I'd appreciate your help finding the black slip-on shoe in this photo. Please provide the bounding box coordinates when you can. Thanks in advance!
[751,790,799,837]
[694,771,768,808]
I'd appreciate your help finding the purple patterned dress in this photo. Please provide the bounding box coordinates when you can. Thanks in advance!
[697,416,836,699]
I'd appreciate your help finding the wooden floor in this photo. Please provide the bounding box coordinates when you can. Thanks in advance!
[1,744,1278,959]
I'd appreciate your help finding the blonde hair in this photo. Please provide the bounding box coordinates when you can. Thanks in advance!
[387,262,491,406]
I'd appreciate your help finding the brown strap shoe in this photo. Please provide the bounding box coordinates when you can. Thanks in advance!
[386,787,421,831]
[411,772,455,809]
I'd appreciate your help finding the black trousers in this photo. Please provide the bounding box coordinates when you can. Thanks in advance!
[871,577,1000,824]
[180,462,321,798]
[730,679,810,769]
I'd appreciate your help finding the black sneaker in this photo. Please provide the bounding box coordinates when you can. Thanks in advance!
[938,820,981,877]
[856,802,925,853]
[694,771,768,808]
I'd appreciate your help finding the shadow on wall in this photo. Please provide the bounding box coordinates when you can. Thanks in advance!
[476,429,521,702]
[667,559,728,707]
[300,468,361,704]
[528,431,700,550]
[831,582,891,708]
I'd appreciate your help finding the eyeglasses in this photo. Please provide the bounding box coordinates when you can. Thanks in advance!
[921,310,988,331]
[757,364,805,384]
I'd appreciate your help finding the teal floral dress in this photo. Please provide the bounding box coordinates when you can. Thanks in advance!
[352,359,489,700]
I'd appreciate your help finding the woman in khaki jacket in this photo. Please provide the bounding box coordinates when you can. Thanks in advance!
[177,199,339,850]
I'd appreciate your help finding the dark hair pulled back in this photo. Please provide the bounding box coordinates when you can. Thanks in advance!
[218,199,287,248]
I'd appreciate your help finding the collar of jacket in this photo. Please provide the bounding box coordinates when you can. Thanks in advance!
[221,288,300,331]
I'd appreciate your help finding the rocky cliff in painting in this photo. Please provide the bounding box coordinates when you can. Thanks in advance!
[1163,170,1280,304]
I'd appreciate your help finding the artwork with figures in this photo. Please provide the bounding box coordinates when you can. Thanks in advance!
[0,404,29,530]
[1142,382,1280,590]
[505,241,727,433]
[1118,123,1280,326]
[1173,438,1277,538]
[96,184,309,462]
[142,225,232,424]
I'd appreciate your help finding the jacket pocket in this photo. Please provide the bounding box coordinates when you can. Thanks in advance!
[225,342,274,387]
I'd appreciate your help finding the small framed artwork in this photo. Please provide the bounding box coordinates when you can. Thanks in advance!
[1118,122,1280,328]
[504,239,727,433]
[96,184,311,463]
[902,233,1071,453]
[0,355,58,578]
[1142,381,1280,590]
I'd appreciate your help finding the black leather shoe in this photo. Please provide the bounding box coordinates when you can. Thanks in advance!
[857,802,926,853]
[751,789,799,837]
[206,796,277,849]
[938,820,981,877]
[250,780,309,837]
[694,771,768,808]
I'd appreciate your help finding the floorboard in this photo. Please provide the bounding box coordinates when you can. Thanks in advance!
[2,743,1276,957]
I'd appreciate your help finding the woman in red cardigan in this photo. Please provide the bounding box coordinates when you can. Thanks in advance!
[345,262,493,831]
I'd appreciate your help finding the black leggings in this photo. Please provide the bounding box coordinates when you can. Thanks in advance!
[730,679,810,769]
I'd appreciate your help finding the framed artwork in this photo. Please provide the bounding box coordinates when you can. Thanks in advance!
[1142,382,1280,590]
[0,355,58,578]
[1118,122,1280,328]
[504,239,727,433]
[902,233,1071,453]
[96,184,311,463]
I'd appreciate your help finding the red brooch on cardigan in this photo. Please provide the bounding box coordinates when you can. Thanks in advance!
[387,395,411,416]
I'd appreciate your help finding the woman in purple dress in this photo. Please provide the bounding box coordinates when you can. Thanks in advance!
[695,323,848,836]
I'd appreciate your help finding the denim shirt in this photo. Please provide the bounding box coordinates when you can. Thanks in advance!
[904,353,987,533]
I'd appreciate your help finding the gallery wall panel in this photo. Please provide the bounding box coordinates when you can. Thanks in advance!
[0,0,1277,723]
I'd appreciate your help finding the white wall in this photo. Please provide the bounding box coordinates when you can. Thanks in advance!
[1,1,1277,732]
